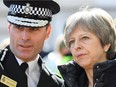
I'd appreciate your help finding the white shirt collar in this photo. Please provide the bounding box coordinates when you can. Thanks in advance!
[16,55,40,73]
[16,55,41,87]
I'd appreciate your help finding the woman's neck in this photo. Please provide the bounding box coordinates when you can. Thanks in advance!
[85,69,93,87]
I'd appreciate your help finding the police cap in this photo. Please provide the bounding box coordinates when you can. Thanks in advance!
[3,0,60,27]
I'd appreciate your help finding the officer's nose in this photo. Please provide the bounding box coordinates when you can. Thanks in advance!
[21,28,30,41]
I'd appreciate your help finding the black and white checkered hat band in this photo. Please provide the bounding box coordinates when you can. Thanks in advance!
[7,3,52,27]
[9,4,52,17]
[7,15,48,27]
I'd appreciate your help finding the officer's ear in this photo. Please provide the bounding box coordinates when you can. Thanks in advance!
[8,23,11,32]
[45,24,51,40]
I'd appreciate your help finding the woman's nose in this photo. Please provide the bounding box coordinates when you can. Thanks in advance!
[74,41,82,50]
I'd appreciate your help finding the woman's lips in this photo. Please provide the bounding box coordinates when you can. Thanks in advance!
[77,53,86,58]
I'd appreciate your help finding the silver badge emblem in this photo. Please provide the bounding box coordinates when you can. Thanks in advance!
[24,3,31,14]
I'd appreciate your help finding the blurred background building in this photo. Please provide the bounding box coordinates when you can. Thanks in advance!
[0,0,116,52]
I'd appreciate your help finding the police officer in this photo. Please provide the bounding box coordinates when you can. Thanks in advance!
[0,0,65,87]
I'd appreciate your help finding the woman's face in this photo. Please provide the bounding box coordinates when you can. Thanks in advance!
[68,26,109,69]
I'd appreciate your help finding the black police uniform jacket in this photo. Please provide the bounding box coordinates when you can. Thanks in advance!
[58,52,116,87]
[0,46,64,87]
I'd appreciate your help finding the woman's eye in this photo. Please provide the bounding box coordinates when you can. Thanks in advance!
[69,40,74,47]
[82,36,89,40]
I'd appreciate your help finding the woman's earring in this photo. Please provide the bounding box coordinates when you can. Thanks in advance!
[104,50,107,52]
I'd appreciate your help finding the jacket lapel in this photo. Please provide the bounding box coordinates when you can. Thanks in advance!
[2,46,27,87]
[37,58,54,87]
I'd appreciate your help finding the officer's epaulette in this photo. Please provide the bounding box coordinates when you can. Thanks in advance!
[0,48,8,61]
[0,48,8,70]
